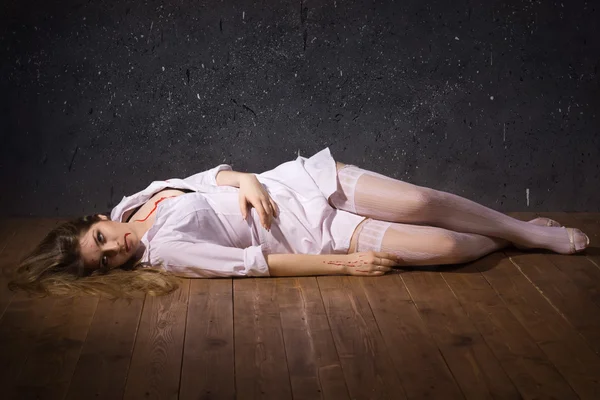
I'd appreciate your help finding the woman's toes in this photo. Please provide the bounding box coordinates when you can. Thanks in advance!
[567,228,590,253]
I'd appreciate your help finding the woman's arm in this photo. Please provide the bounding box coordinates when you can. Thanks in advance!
[266,252,399,277]
[150,239,397,278]
[215,170,248,188]
[266,254,346,276]
[152,240,270,278]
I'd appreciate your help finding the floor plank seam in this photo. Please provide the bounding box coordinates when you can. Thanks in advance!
[586,256,600,271]
[230,279,237,399]
[470,270,529,395]
[177,280,192,398]
[315,277,352,400]
[0,229,17,254]
[438,270,527,397]
[122,293,148,394]
[0,292,16,323]
[444,268,562,396]
[296,278,320,391]
[507,256,570,322]
[357,277,410,400]
[13,295,60,394]
[475,263,584,398]
[397,273,468,400]
[274,279,295,399]
[0,229,20,322]
[439,272,460,302]
[64,295,101,399]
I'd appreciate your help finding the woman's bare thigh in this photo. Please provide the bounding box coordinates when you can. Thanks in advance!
[329,162,346,208]
[335,161,346,172]
[332,161,366,254]
[347,218,370,254]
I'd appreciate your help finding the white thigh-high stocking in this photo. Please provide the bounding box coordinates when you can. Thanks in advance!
[355,219,510,266]
[329,165,589,254]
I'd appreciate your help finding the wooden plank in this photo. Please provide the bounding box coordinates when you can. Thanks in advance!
[400,270,520,399]
[317,275,408,399]
[0,292,57,393]
[0,218,19,253]
[123,279,190,400]
[7,295,99,399]
[0,218,62,320]
[443,254,581,398]
[479,250,600,398]
[180,279,235,400]
[65,295,145,400]
[573,213,600,277]
[359,273,463,399]
[0,219,29,318]
[277,277,349,400]
[504,248,600,356]
[0,219,64,392]
[234,278,293,400]
[506,212,600,355]
[533,212,600,307]
[565,212,600,305]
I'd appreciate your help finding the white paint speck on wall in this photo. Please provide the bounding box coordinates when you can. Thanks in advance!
[526,188,530,207]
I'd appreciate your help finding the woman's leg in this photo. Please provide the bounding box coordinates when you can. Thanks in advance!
[330,163,589,254]
[351,219,511,266]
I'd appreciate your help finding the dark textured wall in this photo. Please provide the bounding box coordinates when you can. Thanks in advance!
[1,0,598,218]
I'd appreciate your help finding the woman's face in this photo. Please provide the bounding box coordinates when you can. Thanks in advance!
[79,215,141,271]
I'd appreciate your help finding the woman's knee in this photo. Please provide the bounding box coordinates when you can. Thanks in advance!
[406,230,472,265]
[434,233,463,262]
[442,232,482,264]
[414,188,437,211]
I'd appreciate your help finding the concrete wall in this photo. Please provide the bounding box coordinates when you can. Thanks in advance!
[1,0,598,217]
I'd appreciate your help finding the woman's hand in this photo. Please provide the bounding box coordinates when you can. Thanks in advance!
[342,251,401,276]
[238,173,280,230]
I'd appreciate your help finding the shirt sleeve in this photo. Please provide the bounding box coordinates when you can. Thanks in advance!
[150,240,271,278]
[183,164,233,187]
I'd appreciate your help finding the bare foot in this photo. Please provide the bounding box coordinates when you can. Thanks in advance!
[514,218,590,254]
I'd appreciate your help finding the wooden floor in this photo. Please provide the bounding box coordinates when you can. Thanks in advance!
[1,212,600,399]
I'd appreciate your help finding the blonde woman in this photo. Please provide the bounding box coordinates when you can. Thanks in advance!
[8,147,589,298]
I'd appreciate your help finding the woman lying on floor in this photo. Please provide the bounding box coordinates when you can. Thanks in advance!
[8,147,590,298]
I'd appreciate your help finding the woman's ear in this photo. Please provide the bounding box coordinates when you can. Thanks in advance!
[97,214,109,221]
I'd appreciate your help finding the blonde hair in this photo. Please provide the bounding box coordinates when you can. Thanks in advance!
[6,215,182,300]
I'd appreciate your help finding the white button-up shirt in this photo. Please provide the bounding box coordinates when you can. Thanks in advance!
[110,164,271,278]
[109,147,365,278]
